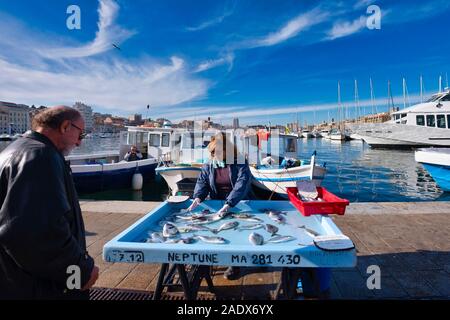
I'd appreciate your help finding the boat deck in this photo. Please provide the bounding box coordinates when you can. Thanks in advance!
[81,200,450,299]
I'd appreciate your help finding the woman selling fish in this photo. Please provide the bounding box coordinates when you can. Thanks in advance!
[187,132,252,280]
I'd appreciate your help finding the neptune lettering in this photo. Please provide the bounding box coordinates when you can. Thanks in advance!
[168,252,219,264]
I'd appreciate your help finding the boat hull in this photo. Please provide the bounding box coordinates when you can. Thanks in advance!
[349,123,450,148]
[155,166,202,196]
[71,159,158,193]
[421,163,450,191]
[415,148,450,191]
[250,165,326,196]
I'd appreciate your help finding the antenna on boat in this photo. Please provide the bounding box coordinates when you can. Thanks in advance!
[439,75,442,93]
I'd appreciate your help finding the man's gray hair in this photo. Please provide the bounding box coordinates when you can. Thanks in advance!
[32,106,82,130]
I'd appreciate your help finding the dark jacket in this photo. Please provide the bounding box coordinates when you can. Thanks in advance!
[0,132,94,299]
[193,162,252,207]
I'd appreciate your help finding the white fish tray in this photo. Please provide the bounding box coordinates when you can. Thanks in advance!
[103,200,357,268]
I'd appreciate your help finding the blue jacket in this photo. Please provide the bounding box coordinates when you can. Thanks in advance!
[193,162,252,207]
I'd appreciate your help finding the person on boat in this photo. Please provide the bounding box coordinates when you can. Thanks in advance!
[188,132,252,280]
[0,106,99,299]
[124,145,143,161]
[261,154,276,167]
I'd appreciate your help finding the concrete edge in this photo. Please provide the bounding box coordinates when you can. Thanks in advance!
[79,200,450,215]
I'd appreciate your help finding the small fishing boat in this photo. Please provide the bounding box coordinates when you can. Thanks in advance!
[250,152,327,197]
[67,127,179,193]
[415,148,450,191]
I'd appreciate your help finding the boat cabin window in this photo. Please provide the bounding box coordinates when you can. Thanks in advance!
[437,115,446,129]
[426,94,440,102]
[285,138,296,153]
[149,134,160,147]
[448,115,450,129]
[394,114,400,120]
[161,133,170,147]
[426,115,435,127]
[416,115,425,126]
[440,94,450,101]
[401,113,407,118]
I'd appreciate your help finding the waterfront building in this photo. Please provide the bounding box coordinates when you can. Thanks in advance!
[233,118,240,129]
[0,101,31,134]
[74,102,94,132]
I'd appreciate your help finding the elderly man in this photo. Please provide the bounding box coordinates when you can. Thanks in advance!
[0,106,99,299]
[124,145,143,162]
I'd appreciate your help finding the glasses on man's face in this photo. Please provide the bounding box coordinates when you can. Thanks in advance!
[71,123,86,140]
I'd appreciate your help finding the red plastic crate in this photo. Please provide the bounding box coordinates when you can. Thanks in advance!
[287,186,350,216]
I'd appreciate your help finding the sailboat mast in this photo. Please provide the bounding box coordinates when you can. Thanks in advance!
[337,81,341,129]
[370,77,375,115]
[387,80,394,113]
[439,75,442,93]
[403,78,406,109]
[354,79,360,122]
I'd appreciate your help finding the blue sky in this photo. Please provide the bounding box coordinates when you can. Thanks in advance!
[0,0,449,125]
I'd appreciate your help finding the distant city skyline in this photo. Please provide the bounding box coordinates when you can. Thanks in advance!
[0,0,449,126]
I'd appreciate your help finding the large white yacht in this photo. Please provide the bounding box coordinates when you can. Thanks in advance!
[349,89,450,148]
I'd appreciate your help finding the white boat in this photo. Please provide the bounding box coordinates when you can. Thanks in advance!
[155,130,218,196]
[67,127,181,193]
[250,152,327,197]
[329,129,345,141]
[415,148,450,192]
[320,129,331,139]
[349,89,450,148]
[0,134,13,141]
[157,129,305,197]
[301,130,314,138]
[312,130,322,138]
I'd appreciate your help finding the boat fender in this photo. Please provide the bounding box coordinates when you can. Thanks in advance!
[132,166,143,190]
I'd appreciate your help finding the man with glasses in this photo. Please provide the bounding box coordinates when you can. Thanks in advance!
[0,106,99,299]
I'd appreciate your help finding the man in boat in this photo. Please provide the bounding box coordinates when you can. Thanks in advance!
[187,132,252,280]
[0,106,99,299]
[124,145,143,162]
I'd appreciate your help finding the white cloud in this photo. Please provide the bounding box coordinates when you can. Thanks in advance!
[353,0,376,9]
[170,93,423,122]
[0,56,209,112]
[194,53,234,73]
[327,16,367,40]
[186,9,234,32]
[37,0,135,59]
[245,8,329,48]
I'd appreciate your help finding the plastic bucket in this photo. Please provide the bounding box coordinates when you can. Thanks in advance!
[298,268,332,297]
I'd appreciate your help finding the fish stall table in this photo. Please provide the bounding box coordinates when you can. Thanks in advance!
[103,200,357,300]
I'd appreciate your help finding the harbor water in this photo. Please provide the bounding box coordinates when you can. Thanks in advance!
[2,138,448,202]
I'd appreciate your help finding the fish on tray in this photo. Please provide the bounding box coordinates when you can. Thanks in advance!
[177,225,212,233]
[249,232,265,245]
[266,235,296,243]
[264,224,279,235]
[238,223,264,231]
[268,212,286,224]
[212,221,239,234]
[194,235,228,244]
[298,225,320,237]
[162,222,179,238]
